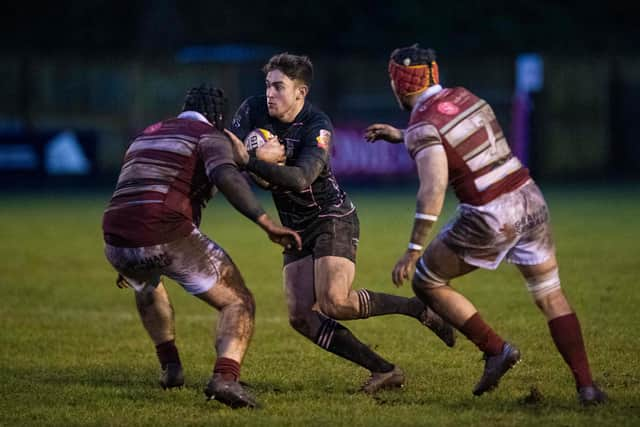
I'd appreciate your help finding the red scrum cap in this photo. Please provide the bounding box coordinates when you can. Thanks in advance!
[388,44,439,96]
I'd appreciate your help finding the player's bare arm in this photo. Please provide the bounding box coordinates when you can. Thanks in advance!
[392,144,448,286]
[364,123,404,143]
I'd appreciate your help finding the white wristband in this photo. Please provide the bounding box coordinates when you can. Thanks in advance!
[415,213,438,221]
[408,242,423,251]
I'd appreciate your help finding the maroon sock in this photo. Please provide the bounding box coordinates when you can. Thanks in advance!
[214,357,241,382]
[548,313,593,388]
[460,312,505,356]
[156,340,181,368]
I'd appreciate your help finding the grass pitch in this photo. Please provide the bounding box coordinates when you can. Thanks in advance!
[1,183,639,426]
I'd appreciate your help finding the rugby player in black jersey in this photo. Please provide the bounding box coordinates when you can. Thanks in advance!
[225,53,455,394]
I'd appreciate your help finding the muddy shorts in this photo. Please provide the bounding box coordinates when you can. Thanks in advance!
[105,228,229,294]
[437,180,555,270]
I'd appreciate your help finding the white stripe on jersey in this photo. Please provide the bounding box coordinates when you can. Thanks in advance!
[127,137,196,157]
[118,162,180,184]
[443,104,495,148]
[474,157,522,191]
[439,99,486,135]
[465,137,511,172]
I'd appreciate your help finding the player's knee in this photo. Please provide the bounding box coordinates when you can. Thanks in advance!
[526,267,561,301]
[134,285,159,309]
[412,258,448,299]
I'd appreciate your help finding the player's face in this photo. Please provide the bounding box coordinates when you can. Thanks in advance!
[265,70,306,122]
[390,80,412,111]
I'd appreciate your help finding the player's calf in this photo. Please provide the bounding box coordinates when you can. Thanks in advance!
[317,293,360,320]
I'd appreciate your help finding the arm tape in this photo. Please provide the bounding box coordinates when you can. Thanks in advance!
[415,213,438,221]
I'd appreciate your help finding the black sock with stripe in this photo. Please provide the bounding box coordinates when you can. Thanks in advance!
[315,312,394,373]
[356,289,423,319]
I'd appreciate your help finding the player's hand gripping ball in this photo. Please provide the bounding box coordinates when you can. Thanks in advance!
[243,128,283,189]
[244,128,275,151]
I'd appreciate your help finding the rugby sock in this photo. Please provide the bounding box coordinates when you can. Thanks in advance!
[156,339,181,368]
[315,312,395,373]
[459,313,504,356]
[356,289,423,318]
[548,313,593,388]
[214,357,241,382]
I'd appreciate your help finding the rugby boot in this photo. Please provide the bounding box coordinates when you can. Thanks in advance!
[204,373,258,409]
[473,342,521,396]
[159,362,184,389]
[418,305,456,348]
[361,366,405,394]
[578,384,607,406]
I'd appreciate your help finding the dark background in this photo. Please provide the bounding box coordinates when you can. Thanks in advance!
[1,1,638,186]
[2,1,635,57]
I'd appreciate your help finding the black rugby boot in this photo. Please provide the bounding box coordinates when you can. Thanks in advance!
[473,342,521,396]
[204,374,258,409]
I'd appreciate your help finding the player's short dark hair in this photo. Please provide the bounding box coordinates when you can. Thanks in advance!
[263,53,313,87]
[390,44,437,66]
[182,84,227,130]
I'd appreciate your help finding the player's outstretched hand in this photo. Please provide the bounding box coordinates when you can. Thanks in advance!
[392,250,421,287]
[224,129,249,167]
[256,136,286,164]
[256,214,302,250]
[364,124,404,144]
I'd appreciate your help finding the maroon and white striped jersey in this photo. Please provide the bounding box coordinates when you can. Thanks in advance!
[102,112,234,247]
[405,86,530,206]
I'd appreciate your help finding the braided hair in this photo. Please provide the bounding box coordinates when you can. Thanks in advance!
[182,85,227,130]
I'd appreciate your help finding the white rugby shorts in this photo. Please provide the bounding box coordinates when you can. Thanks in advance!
[438,180,555,270]
[104,228,229,294]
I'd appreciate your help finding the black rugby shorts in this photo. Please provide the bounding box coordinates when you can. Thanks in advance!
[283,212,359,266]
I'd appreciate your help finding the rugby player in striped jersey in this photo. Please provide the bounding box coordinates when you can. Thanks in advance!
[365,44,605,406]
[102,85,301,409]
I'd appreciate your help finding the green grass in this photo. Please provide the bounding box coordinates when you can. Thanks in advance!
[1,184,639,426]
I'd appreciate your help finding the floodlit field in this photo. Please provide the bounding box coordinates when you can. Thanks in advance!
[1,184,639,426]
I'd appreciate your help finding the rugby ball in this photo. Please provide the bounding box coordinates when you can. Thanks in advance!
[243,128,279,190]
[244,128,275,151]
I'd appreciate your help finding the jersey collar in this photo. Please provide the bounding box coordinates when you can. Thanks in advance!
[177,111,212,125]
[289,99,310,125]
[416,84,443,105]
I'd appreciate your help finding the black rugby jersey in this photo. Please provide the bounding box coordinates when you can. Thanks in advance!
[231,95,355,231]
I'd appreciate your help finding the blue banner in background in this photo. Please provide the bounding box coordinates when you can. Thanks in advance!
[0,129,97,187]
